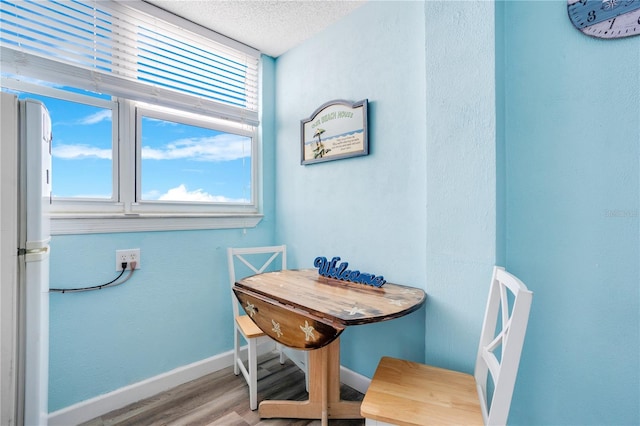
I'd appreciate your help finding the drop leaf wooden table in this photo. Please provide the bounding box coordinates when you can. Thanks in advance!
[233,268,426,425]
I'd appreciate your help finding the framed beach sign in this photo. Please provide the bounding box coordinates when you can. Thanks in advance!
[300,99,368,165]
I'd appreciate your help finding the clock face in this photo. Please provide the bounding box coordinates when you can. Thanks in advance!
[568,0,640,39]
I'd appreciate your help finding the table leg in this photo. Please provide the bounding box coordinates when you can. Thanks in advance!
[322,347,328,425]
[258,337,362,421]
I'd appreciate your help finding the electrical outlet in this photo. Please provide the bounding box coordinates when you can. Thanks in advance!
[116,249,141,271]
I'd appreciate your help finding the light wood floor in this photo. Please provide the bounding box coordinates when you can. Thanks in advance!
[80,351,365,426]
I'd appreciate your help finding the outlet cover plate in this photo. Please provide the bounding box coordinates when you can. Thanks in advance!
[116,249,140,271]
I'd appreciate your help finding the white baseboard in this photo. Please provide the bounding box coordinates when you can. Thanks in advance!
[48,340,275,426]
[48,341,372,426]
[340,365,371,394]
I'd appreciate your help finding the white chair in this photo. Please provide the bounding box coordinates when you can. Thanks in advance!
[361,266,533,426]
[227,245,308,410]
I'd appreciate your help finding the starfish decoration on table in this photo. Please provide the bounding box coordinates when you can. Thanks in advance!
[347,305,366,316]
[245,301,257,317]
[300,320,316,341]
[271,319,283,338]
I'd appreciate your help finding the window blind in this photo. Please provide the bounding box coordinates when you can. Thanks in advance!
[0,0,260,125]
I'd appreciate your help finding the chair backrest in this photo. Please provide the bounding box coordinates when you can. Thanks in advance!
[227,245,287,318]
[474,266,533,426]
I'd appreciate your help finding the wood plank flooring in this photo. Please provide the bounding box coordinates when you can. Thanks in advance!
[80,352,365,426]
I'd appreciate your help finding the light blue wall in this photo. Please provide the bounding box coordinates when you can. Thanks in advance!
[47,58,278,411]
[274,0,497,378]
[48,229,261,410]
[499,1,640,424]
[424,1,497,372]
[274,1,430,375]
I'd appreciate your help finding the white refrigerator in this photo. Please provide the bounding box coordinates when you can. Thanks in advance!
[0,92,51,426]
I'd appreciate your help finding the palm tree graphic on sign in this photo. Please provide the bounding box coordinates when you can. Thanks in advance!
[313,128,331,159]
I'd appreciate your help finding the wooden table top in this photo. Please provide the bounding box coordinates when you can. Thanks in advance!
[234,268,426,327]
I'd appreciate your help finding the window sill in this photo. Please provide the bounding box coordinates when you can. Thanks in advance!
[50,213,264,235]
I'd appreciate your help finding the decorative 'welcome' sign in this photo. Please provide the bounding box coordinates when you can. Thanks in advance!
[314,256,386,288]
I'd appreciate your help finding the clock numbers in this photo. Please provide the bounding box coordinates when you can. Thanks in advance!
[568,0,640,38]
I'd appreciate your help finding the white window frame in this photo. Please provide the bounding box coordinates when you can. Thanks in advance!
[0,0,264,234]
[2,77,123,215]
[130,103,259,215]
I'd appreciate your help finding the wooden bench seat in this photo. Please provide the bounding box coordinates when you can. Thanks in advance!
[360,356,483,426]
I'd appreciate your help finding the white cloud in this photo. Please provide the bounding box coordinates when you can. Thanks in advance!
[78,110,112,125]
[142,189,162,199]
[142,134,249,162]
[158,184,248,203]
[53,144,112,160]
[50,127,247,162]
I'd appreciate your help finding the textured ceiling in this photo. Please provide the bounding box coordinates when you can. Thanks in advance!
[145,0,366,57]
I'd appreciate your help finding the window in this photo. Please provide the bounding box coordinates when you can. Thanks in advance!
[5,86,116,201]
[53,102,114,200]
[0,0,262,233]
[134,105,255,213]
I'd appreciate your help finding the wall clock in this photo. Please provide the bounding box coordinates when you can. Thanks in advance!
[568,0,640,39]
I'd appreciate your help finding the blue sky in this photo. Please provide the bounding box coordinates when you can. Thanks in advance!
[11,89,252,203]
[140,116,251,203]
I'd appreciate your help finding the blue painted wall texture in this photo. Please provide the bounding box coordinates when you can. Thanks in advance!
[274,0,429,376]
[500,1,639,424]
[47,1,639,424]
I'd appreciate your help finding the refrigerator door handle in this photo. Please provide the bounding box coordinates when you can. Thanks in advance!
[19,246,49,262]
